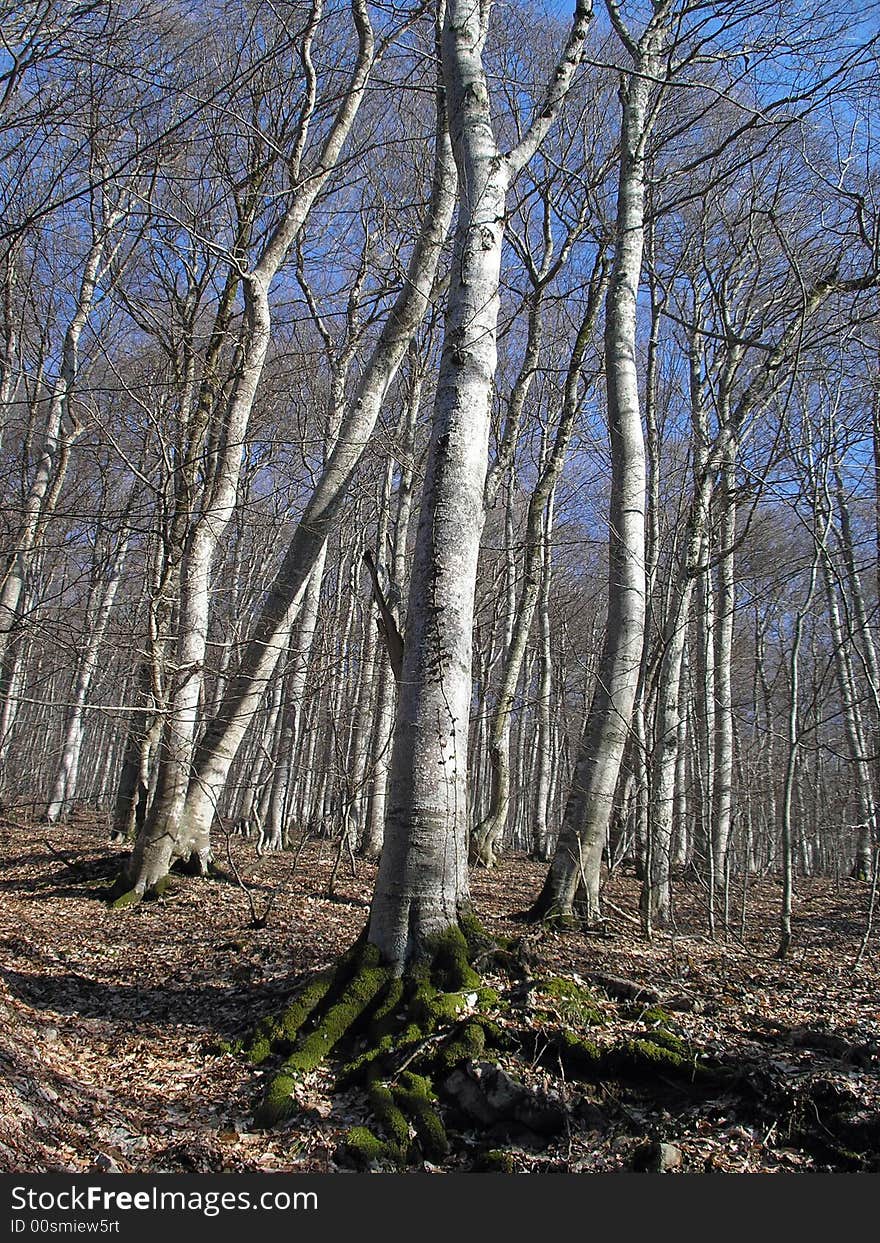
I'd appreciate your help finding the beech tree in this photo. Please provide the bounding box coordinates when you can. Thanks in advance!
[0,0,878,1010]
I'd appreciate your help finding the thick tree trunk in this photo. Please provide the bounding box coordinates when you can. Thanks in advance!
[368,0,591,967]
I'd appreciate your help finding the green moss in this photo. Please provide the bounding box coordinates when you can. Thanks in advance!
[539,977,606,1026]
[337,1033,397,1086]
[341,1127,388,1168]
[641,1005,673,1027]
[245,969,335,1065]
[639,1029,688,1059]
[368,1081,411,1157]
[476,987,501,1009]
[478,1018,508,1048]
[252,1072,298,1128]
[246,1035,273,1066]
[476,1149,516,1173]
[412,985,470,1028]
[429,926,481,992]
[611,1037,692,1075]
[550,1028,603,1077]
[369,976,406,1037]
[535,910,579,932]
[282,960,390,1074]
[437,1020,486,1074]
[458,912,503,957]
[214,1036,245,1056]
[108,887,141,909]
[393,1072,449,1162]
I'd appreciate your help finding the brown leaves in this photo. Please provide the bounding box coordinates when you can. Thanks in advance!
[1,815,878,1172]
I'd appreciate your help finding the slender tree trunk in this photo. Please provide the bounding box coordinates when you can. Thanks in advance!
[45,532,129,821]
[471,256,607,868]
[531,9,667,924]
[171,104,458,865]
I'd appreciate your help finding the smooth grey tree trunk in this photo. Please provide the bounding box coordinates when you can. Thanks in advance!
[368,0,592,968]
[530,4,668,924]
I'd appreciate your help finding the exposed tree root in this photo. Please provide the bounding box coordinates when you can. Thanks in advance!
[240,919,737,1170]
[106,854,234,909]
[106,873,177,908]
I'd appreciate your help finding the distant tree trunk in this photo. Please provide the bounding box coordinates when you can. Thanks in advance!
[120,0,378,898]
[712,447,737,907]
[262,545,327,849]
[530,6,668,924]
[361,359,421,860]
[778,469,825,959]
[471,255,607,867]
[45,529,129,822]
[531,471,556,862]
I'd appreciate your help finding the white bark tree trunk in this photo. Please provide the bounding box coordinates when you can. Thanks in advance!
[45,530,129,822]
[122,0,376,894]
[532,7,666,924]
[172,87,458,860]
[368,0,592,968]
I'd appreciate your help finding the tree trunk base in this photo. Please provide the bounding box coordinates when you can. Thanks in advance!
[232,920,729,1170]
[106,872,178,908]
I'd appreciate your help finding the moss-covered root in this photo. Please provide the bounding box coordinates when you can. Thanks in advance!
[336,1073,451,1171]
[246,968,337,1066]
[254,946,391,1128]
[428,924,481,992]
[253,920,499,1131]
[107,872,179,908]
[537,977,606,1027]
[393,1072,449,1162]
[368,1082,411,1165]
[546,1028,707,1083]
[338,1127,388,1169]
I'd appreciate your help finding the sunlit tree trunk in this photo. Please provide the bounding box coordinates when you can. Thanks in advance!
[369,0,592,967]
[531,3,669,924]
[45,529,129,822]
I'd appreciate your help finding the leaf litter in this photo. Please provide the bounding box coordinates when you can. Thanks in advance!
[0,813,878,1173]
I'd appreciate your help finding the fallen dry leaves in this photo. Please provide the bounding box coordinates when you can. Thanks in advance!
[0,813,878,1173]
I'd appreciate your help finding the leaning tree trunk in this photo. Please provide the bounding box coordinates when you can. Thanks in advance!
[170,105,458,866]
[119,0,377,900]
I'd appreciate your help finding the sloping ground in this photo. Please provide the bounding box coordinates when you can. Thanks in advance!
[0,811,878,1173]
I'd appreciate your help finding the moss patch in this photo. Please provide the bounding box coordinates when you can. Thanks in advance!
[367,1082,411,1165]
[428,926,481,992]
[108,887,141,910]
[253,1072,299,1128]
[339,1126,388,1169]
[475,1148,516,1173]
[538,977,606,1027]
[393,1072,449,1162]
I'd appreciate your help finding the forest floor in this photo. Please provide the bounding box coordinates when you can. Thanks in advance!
[1,811,879,1175]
